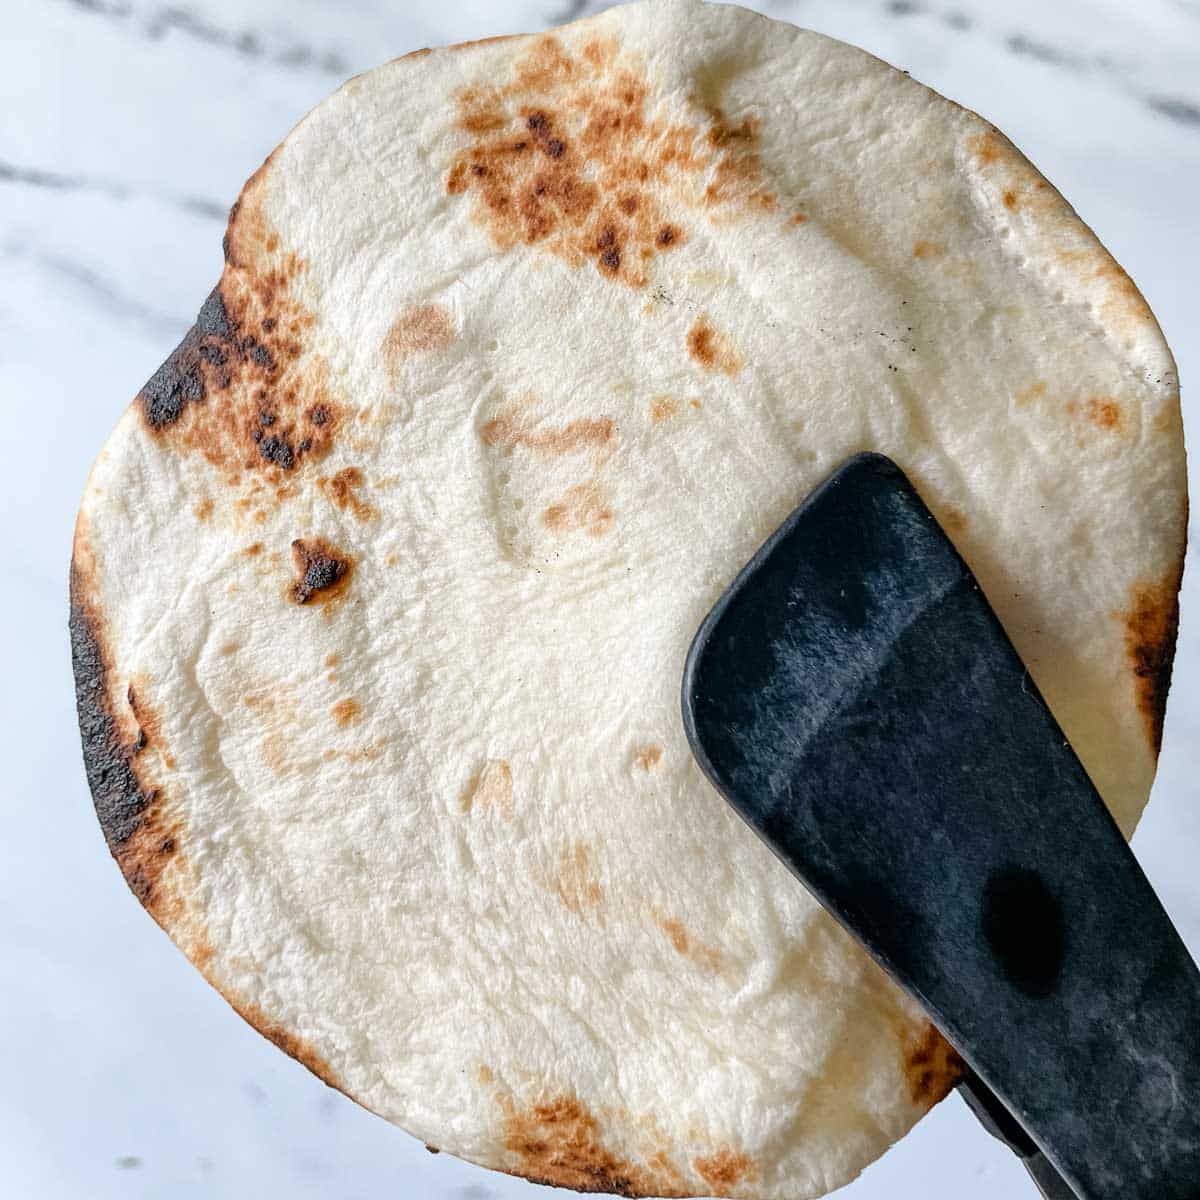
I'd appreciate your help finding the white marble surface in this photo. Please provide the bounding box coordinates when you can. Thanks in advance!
[3,1,1198,1197]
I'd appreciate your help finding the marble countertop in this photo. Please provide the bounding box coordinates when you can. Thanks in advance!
[3,1,1198,1197]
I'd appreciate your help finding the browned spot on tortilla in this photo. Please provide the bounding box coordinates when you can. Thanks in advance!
[245,690,282,713]
[383,302,455,370]
[69,553,184,925]
[324,653,339,668]
[321,740,385,766]
[701,109,774,212]
[1085,396,1122,431]
[478,1065,495,1084]
[462,759,514,816]
[687,316,742,375]
[689,399,702,410]
[912,240,945,259]
[225,996,343,1093]
[318,467,377,521]
[120,812,185,923]
[193,498,213,520]
[940,507,968,535]
[904,1024,964,1108]
[258,731,292,777]
[446,36,773,288]
[648,397,678,424]
[543,481,613,537]
[554,841,604,915]
[125,680,166,757]
[693,1149,758,1192]
[1016,380,1047,406]
[514,30,589,89]
[483,410,615,458]
[187,937,214,973]
[635,744,663,771]
[331,698,361,727]
[289,538,353,605]
[1054,247,1154,331]
[968,130,1002,167]
[1124,571,1183,755]
[656,912,723,973]
[499,1092,683,1197]
[968,129,1055,204]
[578,35,613,70]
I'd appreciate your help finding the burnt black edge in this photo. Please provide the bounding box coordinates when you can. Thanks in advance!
[68,563,152,853]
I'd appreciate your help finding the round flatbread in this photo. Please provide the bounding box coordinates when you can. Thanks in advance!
[71,2,1185,1196]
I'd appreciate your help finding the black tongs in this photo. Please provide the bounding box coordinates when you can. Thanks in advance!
[682,453,1200,1199]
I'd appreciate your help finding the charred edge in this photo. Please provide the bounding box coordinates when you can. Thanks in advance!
[68,564,155,853]
[139,287,232,431]
[138,282,319,472]
[515,1169,646,1197]
[1127,565,1185,755]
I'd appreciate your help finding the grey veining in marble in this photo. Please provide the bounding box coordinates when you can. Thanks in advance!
[2,2,1198,1199]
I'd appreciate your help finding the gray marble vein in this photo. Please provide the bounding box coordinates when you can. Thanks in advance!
[63,0,132,13]
[551,0,595,21]
[1147,95,1200,126]
[1004,32,1085,69]
[0,158,225,221]
[15,243,189,337]
[860,0,1200,135]
[57,0,349,75]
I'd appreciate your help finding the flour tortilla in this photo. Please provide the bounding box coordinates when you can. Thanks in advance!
[71,2,1185,1196]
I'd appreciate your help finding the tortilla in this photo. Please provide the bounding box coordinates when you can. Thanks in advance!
[70,2,1185,1196]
